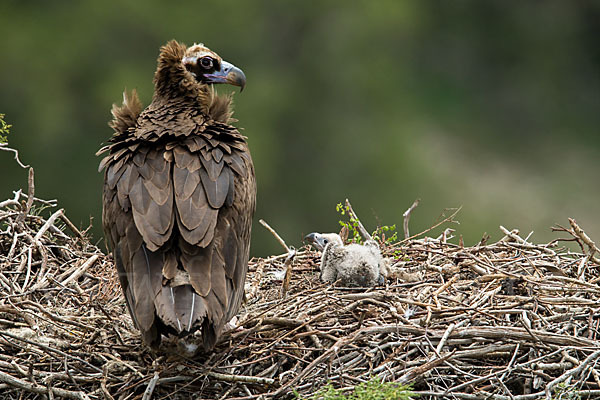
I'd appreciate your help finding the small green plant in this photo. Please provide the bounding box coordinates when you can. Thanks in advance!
[337,202,363,243]
[552,382,581,400]
[297,376,417,400]
[391,248,406,259]
[336,203,398,245]
[372,224,398,245]
[0,114,11,144]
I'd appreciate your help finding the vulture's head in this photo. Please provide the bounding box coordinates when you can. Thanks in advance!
[154,40,246,106]
[182,43,246,90]
[304,232,344,252]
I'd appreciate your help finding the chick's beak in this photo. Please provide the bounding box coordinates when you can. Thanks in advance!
[204,60,246,91]
[304,232,325,251]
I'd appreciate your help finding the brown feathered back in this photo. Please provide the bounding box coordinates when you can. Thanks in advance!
[98,40,255,350]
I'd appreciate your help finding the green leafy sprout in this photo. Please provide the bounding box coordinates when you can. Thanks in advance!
[336,202,398,245]
[0,114,11,144]
[552,382,581,400]
[296,376,417,400]
[336,202,363,243]
[372,224,398,245]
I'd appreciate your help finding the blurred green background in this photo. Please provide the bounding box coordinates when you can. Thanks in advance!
[1,1,599,257]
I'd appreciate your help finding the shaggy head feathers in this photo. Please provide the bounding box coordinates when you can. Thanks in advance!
[154,40,235,123]
[108,89,143,136]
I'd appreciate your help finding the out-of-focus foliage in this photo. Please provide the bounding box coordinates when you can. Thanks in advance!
[0,114,10,143]
[1,1,599,256]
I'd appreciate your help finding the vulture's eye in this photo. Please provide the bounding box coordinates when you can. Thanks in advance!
[199,57,213,69]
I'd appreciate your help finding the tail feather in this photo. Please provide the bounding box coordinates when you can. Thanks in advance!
[155,286,181,332]
[155,282,208,334]
[171,285,207,332]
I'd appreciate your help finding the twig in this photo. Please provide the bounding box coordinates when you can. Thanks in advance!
[500,226,526,244]
[569,218,600,265]
[403,198,420,239]
[272,331,361,397]
[60,255,99,286]
[0,143,30,169]
[435,322,457,354]
[60,213,85,239]
[397,206,462,245]
[33,209,64,243]
[397,350,455,384]
[22,246,33,292]
[142,372,160,400]
[24,168,35,216]
[0,331,103,373]
[432,275,459,298]
[344,198,371,241]
[15,168,34,225]
[0,190,22,209]
[259,219,290,253]
[207,371,275,385]
[500,343,521,382]
[0,370,89,400]
[545,350,600,399]
[259,219,296,297]
[281,249,296,298]
[446,347,566,394]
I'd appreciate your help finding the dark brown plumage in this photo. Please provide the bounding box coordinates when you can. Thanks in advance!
[97,41,255,350]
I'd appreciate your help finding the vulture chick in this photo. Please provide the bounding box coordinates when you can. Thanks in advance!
[305,233,388,287]
[98,41,255,351]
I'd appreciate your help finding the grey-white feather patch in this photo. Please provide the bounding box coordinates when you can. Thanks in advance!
[171,286,182,331]
[189,292,196,329]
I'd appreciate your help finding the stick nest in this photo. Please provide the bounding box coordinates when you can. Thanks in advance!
[1,187,600,399]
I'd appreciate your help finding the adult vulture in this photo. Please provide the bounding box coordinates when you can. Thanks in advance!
[98,41,255,350]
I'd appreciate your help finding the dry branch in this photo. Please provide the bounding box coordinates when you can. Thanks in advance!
[0,142,30,169]
[569,218,600,265]
[344,198,372,241]
[259,219,296,297]
[0,370,90,400]
[403,198,420,239]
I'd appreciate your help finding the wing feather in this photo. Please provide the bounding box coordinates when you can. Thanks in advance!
[200,155,224,181]
[210,246,228,310]
[200,167,231,208]
[129,245,161,331]
[176,186,212,231]
[128,153,174,250]
[179,240,212,296]
[106,161,126,189]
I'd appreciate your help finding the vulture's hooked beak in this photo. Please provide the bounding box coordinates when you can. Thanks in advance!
[204,61,246,91]
[304,232,326,251]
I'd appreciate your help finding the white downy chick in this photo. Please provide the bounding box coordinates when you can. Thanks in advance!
[305,232,387,287]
